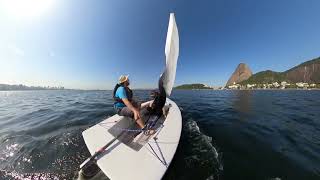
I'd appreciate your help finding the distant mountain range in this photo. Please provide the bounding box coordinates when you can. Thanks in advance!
[227,57,320,86]
[0,84,65,91]
[175,83,212,89]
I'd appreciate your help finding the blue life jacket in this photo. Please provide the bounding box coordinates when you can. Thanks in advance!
[112,84,133,104]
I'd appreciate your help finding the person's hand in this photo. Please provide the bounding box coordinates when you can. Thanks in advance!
[146,129,156,135]
[133,108,141,120]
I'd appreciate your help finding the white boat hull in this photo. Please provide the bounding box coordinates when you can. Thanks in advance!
[82,98,182,180]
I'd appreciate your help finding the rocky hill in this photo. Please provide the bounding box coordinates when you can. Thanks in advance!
[284,57,320,83]
[241,57,320,84]
[226,63,252,86]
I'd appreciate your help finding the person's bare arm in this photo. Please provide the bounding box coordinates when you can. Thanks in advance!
[122,98,141,120]
[141,100,153,108]
[122,98,146,128]
[122,98,137,112]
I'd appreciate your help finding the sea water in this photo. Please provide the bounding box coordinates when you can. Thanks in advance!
[0,90,319,180]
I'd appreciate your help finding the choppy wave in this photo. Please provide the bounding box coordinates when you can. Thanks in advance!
[164,112,223,180]
[0,170,61,180]
[0,129,89,179]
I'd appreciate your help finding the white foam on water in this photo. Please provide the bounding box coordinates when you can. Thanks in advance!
[0,170,60,180]
[0,142,20,160]
[183,119,223,179]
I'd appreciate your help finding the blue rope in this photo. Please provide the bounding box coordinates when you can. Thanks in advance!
[98,124,147,132]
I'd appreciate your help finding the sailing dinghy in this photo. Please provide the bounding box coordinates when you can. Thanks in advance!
[80,13,180,180]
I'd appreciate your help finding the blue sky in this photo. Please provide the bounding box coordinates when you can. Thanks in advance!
[0,0,320,89]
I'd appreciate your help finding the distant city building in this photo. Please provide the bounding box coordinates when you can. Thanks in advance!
[0,84,65,91]
[246,84,256,89]
[272,82,280,88]
[228,82,240,89]
[280,81,290,89]
[296,82,309,88]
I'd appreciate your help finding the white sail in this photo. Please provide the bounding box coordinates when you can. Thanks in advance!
[162,13,179,96]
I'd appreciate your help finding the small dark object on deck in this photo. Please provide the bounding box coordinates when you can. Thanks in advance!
[81,161,101,178]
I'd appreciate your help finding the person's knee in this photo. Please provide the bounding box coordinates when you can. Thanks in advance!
[119,108,134,119]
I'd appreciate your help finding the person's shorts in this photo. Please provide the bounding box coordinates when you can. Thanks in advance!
[114,100,141,119]
[117,107,134,119]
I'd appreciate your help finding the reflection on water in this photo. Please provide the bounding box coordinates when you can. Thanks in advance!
[232,90,252,121]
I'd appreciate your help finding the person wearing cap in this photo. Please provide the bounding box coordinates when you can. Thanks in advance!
[113,75,154,134]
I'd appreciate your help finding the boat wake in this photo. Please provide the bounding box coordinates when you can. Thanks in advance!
[0,129,90,180]
[164,116,223,180]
